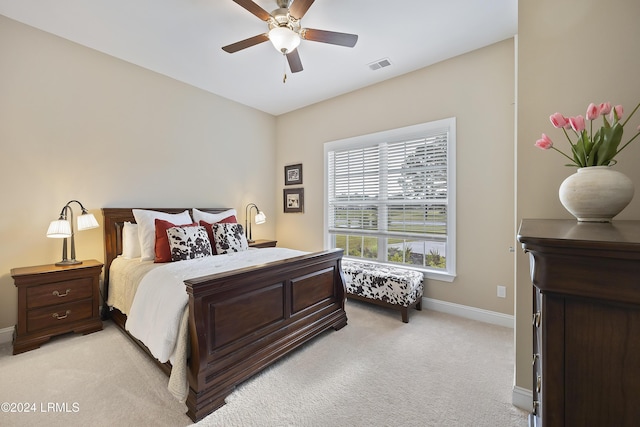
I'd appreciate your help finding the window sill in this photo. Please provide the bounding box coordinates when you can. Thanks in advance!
[425,270,456,283]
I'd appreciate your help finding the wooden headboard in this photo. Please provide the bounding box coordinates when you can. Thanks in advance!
[101,208,232,288]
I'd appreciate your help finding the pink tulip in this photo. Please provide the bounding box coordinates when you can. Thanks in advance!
[569,115,585,132]
[611,105,624,121]
[549,112,569,128]
[599,102,612,115]
[586,103,600,120]
[535,134,553,150]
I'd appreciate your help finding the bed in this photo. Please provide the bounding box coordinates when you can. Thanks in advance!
[102,208,348,422]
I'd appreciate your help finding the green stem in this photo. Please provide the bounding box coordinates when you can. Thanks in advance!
[622,101,640,127]
[564,127,574,140]
[562,127,576,148]
[551,146,578,164]
[581,130,589,166]
[561,127,583,166]
[616,131,640,155]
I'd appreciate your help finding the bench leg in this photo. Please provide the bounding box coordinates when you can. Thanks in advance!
[402,298,422,323]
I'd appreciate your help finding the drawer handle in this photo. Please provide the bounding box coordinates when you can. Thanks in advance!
[533,400,539,415]
[532,312,541,327]
[52,310,71,320]
[536,374,542,393]
[52,288,72,298]
[532,353,539,365]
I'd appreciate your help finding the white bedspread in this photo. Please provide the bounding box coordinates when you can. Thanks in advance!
[106,257,157,315]
[109,247,307,401]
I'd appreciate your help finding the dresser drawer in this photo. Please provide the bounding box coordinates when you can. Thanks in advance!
[26,277,93,309]
[27,299,93,333]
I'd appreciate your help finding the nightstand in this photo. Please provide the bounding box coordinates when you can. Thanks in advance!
[11,260,103,355]
[248,239,277,248]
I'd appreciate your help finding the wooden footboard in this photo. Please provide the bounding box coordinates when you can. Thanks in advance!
[184,249,347,421]
[101,208,347,422]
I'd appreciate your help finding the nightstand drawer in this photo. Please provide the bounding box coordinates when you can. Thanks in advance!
[27,299,93,333]
[26,277,93,309]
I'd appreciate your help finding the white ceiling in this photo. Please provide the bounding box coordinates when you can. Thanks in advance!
[0,0,517,116]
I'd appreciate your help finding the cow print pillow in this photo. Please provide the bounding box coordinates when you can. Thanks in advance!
[213,223,249,254]
[166,226,212,262]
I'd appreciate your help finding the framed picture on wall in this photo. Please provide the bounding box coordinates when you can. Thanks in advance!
[284,163,303,186]
[283,188,304,213]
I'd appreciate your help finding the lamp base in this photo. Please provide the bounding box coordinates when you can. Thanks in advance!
[55,259,83,266]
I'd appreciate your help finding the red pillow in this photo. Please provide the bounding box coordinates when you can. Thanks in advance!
[199,215,237,254]
[154,218,197,263]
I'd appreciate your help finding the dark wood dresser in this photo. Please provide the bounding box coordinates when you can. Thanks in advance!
[11,260,103,354]
[518,219,640,427]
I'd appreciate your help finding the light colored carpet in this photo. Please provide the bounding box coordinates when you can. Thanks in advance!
[0,300,528,427]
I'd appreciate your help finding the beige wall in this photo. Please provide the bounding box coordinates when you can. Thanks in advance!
[0,16,517,333]
[276,39,516,315]
[0,16,278,330]
[515,0,640,393]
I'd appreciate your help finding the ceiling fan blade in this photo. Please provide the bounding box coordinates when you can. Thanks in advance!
[222,33,269,53]
[232,0,272,21]
[286,50,303,73]
[289,0,315,20]
[302,28,358,48]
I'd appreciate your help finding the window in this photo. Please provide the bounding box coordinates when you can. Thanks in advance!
[324,118,456,281]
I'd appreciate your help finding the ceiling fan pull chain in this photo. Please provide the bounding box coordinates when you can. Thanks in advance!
[282,54,288,83]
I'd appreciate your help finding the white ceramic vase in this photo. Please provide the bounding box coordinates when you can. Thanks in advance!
[559,166,635,222]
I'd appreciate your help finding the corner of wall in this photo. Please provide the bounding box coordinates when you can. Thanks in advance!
[0,326,15,346]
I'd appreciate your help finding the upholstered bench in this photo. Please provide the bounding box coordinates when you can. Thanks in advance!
[341,260,424,323]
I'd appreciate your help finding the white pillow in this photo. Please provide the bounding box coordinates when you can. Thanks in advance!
[192,208,237,224]
[132,209,192,261]
[121,221,141,259]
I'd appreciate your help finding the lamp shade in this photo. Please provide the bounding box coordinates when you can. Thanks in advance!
[47,220,72,238]
[254,211,267,224]
[77,212,99,231]
[268,26,301,53]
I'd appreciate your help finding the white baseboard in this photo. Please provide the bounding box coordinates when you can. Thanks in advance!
[512,385,532,412]
[0,326,14,345]
[422,297,514,328]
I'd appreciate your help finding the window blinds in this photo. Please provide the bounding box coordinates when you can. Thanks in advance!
[328,132,449,239]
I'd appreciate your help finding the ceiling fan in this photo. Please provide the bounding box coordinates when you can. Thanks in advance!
[222,0,358,74]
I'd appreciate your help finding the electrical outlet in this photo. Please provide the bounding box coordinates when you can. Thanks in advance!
[497,286,506,298]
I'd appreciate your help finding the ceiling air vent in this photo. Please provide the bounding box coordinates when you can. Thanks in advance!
[368,58,391,71]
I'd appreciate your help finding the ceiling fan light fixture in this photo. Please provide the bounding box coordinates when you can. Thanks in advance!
[268,26,300,54]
